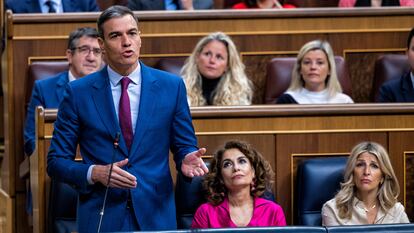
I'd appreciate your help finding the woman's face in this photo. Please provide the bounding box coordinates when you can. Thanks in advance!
[220,148,255,192]
[196,40,228,79]
[353,152,383,195]
[300,49,330,92]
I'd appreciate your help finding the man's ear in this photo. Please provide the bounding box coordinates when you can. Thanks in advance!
[98,37,104,49]
[66,49,73,64]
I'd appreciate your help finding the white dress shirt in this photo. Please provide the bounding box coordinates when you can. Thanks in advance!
[39,0,63,13]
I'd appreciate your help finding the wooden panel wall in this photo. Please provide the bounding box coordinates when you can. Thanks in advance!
[4,8,414,232]
[32,105,414,232]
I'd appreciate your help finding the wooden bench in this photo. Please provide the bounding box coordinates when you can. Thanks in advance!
[30,104,414,232]
[5,9,414,230]
[0,188,12,233]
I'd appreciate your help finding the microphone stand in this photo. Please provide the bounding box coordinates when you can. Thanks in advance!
[97,132,120,233]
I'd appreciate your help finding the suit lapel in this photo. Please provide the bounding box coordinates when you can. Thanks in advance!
[129,63,159,156]
[62,0,76,12]
[55,72,69,103]
[401,72,414,101]
[27,0,42,12]
[92,67,129,156]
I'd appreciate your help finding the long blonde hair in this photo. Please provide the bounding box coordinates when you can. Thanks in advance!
[180,32,252,106]
[288,40,342,97]
[335,142,400,219]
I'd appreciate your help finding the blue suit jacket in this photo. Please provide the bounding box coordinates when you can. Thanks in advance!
[377,72,414,102]
[24,71,69,155]
[5,0,99,13]
[128,0,213,10]
[47,63,198,232]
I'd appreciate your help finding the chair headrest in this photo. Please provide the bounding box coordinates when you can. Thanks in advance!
[372,54,409,101]
[296,157,347,225]
[153,57,186,76]
[26,61,69,105]
[264,56,352,104]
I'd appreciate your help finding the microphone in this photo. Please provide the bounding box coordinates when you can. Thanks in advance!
[97,132,120,233]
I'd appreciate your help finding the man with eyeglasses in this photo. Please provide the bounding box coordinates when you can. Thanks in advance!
[24,27,103,157]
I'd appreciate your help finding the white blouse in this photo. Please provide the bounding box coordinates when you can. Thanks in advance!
[286,88,354,104]
[322,198,410,226]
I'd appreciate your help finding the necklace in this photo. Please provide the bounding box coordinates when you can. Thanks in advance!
[362,204,376,212]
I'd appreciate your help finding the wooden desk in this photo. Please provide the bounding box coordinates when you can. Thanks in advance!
[31,104,414,233]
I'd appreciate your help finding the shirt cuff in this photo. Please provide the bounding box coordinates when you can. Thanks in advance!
[87,165,95,185]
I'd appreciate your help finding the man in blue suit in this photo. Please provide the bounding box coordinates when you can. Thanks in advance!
[5,0,99,13]
[377,27,414,102]
[24,27,103,156]
[47,5,208,232]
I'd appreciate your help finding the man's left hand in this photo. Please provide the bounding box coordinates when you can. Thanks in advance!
[181,148,209,177]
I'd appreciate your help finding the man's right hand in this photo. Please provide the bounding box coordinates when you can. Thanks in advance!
[91,158,137,188]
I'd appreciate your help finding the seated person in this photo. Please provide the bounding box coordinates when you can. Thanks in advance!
[339,0,414,7]
[322,141,409,225]
[232,0,296,9]
[277,40,354,104]
[192,140,286,228]
[6,0,100,13]
[24,27,103,156]
[181,32,253,106]
[377,27,414,102]
[128,0,213,10]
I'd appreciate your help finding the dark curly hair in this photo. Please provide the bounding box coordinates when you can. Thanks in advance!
[204,140,275,205]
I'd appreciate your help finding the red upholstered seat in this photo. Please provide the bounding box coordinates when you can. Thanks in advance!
[264,56,352,104]
[26,61,68,106]
[372,54,409,101]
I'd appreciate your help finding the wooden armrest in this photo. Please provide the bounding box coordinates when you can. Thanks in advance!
[19,156,30,179]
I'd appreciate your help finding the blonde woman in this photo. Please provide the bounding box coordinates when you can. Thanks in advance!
[322,142,409,225]
[277,40,353,104]
[181,32,253,106]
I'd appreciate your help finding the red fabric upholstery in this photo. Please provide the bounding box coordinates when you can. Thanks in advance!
[26,61,69,105]
[153,57,186,76]
[264,56,352,104]
[371,54,409,101]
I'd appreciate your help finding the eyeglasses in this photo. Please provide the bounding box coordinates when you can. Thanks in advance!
[72,46,102,56]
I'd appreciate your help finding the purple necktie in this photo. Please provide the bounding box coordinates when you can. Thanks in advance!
[119,77,133,150]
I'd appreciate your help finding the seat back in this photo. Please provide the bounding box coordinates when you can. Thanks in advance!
[175,172,207,229]
[175,160,276,229]
[372,54,409,101]
[26,61,68,106]
[264,56,352,103]
[153,57,186,76]
[296,157,347,226]
[47,178,78,233]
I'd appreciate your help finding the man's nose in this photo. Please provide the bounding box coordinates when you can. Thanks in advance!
[121,34,131,47]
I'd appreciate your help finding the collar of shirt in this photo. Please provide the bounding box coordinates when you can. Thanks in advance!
[220,196,267,213]
[410,71,414,88]
[39,0,63,13]
[107,63,142,87]
[68,70,76,82]
[353,197,386,223]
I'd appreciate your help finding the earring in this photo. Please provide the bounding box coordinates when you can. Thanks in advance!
[250,180,256,192]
